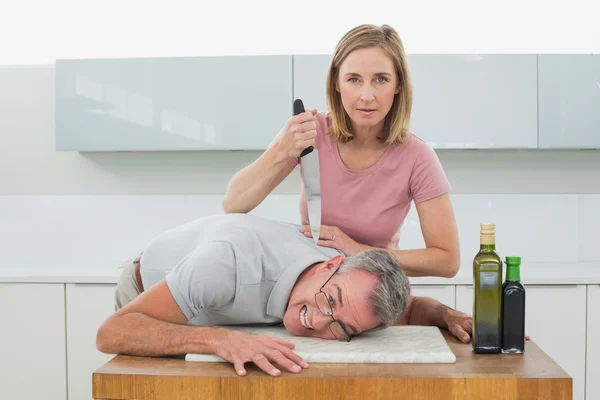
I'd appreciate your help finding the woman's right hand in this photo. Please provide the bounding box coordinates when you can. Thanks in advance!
[275,109,318,160]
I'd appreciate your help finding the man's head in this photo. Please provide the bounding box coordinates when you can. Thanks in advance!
[283,250,410,340]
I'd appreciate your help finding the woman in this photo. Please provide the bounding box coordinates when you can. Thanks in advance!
[223,24,460,278]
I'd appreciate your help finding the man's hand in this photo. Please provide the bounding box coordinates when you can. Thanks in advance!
[441,308,532,344]
[210,328,309,377]
[442,308,473,343]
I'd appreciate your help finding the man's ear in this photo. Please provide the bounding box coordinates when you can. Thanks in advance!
[332,254,344,267]
[324,254,344,270]
[313,254,344,275]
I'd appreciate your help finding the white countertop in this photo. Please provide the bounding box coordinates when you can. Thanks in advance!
[1,262,600,285]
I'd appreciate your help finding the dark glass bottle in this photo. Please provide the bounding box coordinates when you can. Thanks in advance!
[502,256,526,353]
[472,223,502,354]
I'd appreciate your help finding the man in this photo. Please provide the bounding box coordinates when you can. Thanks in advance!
[97,213,472,377]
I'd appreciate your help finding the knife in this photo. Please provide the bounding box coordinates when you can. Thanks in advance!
[294,99,314,157]
[294,99,321,245]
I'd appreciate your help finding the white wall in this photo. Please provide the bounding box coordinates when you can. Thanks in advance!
[2,0,599,65]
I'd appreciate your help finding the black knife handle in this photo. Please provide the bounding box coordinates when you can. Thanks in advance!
[293,98,314,157]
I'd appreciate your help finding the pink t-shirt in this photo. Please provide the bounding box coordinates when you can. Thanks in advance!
[288,112,451,250]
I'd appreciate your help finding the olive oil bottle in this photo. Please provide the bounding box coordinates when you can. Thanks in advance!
[502,256,526,353]
[472,223,502,354]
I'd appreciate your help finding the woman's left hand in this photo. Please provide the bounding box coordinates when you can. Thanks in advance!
[299,224,365,256]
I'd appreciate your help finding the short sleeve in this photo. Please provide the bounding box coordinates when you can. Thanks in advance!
[165,241,237,321]
[409,144,452,204]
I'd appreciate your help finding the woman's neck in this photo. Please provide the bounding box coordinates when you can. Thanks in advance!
[348,121,386,149]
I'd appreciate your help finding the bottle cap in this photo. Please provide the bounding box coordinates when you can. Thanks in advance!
[505,256,521,265]
[480,223,495,235]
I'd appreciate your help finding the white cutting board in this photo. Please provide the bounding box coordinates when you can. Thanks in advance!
[186,325,456,363]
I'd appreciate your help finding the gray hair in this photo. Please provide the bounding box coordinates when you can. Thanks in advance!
[338,249,410,330]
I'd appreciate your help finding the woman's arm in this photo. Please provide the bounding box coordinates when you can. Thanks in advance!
[222,148,294,214]
[361,194,461,278]
[222,110,318,214]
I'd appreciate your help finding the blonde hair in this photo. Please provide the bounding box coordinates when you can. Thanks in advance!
[325,24,413,146]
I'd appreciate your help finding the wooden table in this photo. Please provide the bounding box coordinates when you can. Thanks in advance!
[92,330,572,400]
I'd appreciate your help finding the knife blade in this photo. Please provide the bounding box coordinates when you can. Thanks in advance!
[294,99,321,245]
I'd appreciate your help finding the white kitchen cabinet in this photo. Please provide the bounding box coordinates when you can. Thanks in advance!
[293,54,538,149]
[66,283,117,400]
[408,55,538,149]
[0,283,67,400]
[587,285,600,400]
[410,285,456,309]
[538,55,600,149]
[56,56,293,151]
[456,285,586,400]
[293,55,332,112]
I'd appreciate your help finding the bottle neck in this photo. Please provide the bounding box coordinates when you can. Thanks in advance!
[506,264,521,281]
[479,244,496,252]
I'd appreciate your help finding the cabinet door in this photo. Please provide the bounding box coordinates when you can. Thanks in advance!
[538,55,600,149]
[456,285,585,400]
[293,54,538,149]
[587,285,600,400]
[410,285,455,309]
[408,55,538,149]
[0,283,66,400]
[66,283,117,400]
[293,55,332,112]
[56,56,293,151]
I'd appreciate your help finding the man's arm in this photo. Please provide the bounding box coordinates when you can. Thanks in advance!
[96,280,308,376]
[96,280,215,356]
[395,295,473,343]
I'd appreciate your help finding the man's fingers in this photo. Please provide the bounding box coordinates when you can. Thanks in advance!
[450,324,470,343]
[273,337,296,349]
[233,357,247,376]
[464,319,473,334]
[280,347,309,368]
[269,351,303,373]
[252,354,281,377]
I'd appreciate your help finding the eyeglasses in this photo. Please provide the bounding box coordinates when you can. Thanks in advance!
[314,267,354,342]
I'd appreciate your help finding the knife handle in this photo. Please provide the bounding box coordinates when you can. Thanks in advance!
[293,98,314,157]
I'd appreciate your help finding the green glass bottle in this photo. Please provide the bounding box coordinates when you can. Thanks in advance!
[472,223,502,354]
[502,256,526,353]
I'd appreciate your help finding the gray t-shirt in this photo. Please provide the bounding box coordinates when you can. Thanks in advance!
[139,213,340,326]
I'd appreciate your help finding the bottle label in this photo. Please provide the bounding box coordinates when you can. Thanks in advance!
[479,263,500,288]
[480,271,498,288]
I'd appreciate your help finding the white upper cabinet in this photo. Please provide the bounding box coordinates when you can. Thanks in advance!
[57,54,597,151]
[538,55,600,149]
[56,56,293,151]
[407,55,538,149]
[293,55,332,113]
[293,55,538,149]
